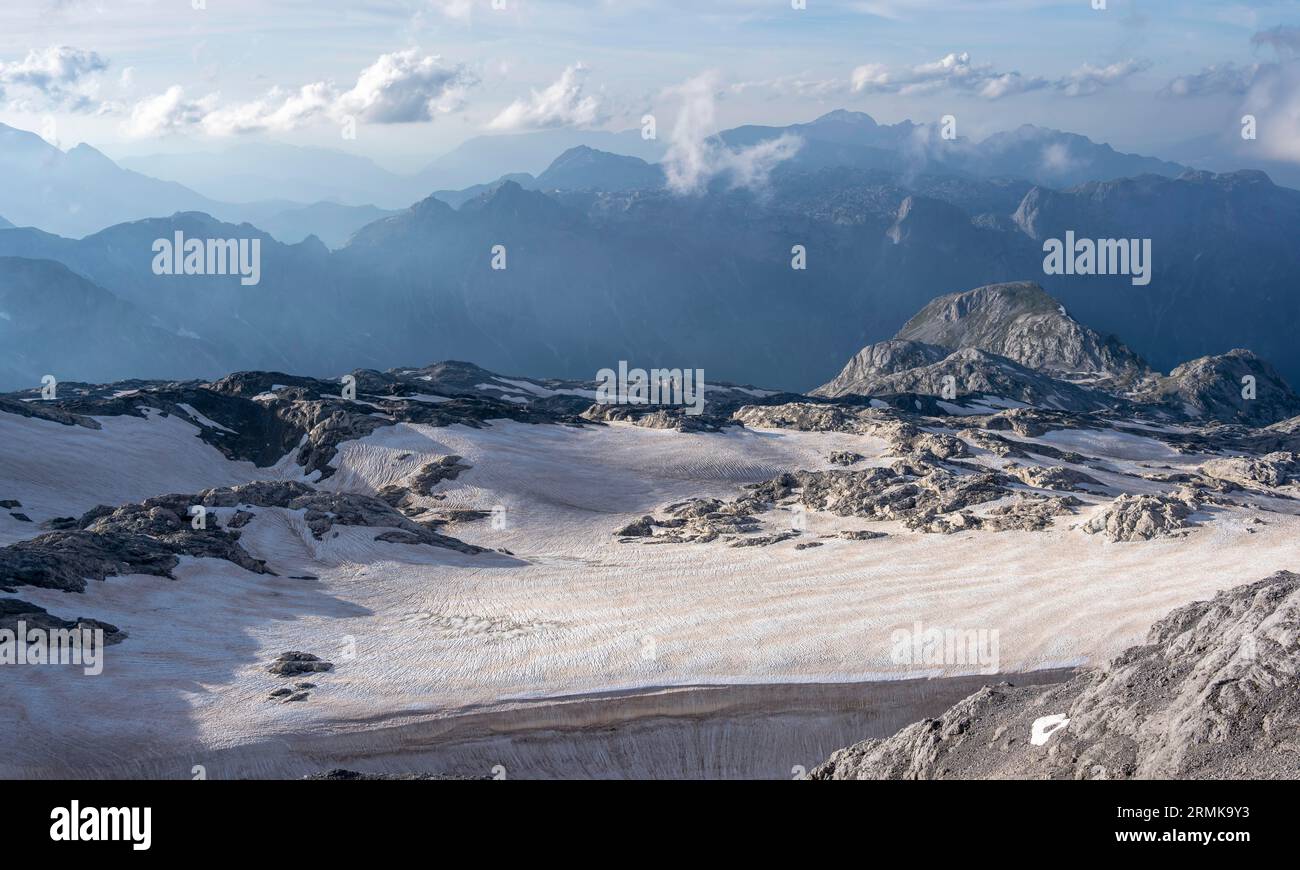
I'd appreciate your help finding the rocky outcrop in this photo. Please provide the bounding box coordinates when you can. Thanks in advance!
[0,521,269,594]
[748,463,1013,533]
[1135,349,1300,427]
[268,651,334,677]
[1007,464,1104,492]
[1082,493,1196,542]
[815,340,947,398]
[580,403,726,433]
[0,479,485,594]
[408,456,472,494]
[731,402,882,434]
[812,572,1300,779]
[1,369,594,482]
[306,769,486,781]
[844,347,1121,413]
[0,598,127,645]
[614,497,766,544]
[1200,452,1300,489]
[287,491,485,554]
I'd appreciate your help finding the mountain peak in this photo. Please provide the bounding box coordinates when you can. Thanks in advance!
[811,109,879,128]
[894,281,1150,386]
[459,179,572,221]
[535,146,662,191]
[66,142,117,167]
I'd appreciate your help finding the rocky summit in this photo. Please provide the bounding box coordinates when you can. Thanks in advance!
[817,282,1300,427]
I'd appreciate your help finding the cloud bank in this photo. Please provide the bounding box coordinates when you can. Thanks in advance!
[0,45,108,112]
[488,64,603,131]
[124,49,476,137]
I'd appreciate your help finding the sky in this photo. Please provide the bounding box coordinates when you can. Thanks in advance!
[0,0,1296,172]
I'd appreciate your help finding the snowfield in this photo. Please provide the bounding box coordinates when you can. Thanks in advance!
[3,409,1299,778]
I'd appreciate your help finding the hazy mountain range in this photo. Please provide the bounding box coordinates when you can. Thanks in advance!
[2,109,1300,393]
[0,109,1223,240]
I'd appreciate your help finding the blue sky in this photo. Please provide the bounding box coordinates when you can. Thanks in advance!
[0,0,1296,170]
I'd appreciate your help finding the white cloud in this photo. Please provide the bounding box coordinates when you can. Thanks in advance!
[202,82,336,136]
[0,45,108,112]
[1159,62,1259,98]
[429,0,476,22]
[662,72,802,195]
[124,85,215,137]
[338,49,475,123]
[121,50,476,138]
[1242,60,1300,164]
[1040,141,1082,175]
[1056,58,1150,97]
[730,75,845,100]
[849,51,1148,101]
[487,63,602,131]
[851,52,1048,100]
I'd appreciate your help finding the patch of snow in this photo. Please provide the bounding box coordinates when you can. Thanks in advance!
[176,403,237,434]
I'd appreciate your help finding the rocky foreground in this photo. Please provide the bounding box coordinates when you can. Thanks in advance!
[813,571,1300,780]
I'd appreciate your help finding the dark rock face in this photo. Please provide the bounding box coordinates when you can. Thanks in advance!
[812,572,1300,779]
[305,768,488,781]
[1,367,595,481]
[0,488,312,594]
[0,529,232,593]
[267,651,334,677]
[200,481,316,509]
[580,403,726,433]
[0,479,486,594]
[0,396,101,430]
[0,598,127,645]
[615,498,767,545]
[408,456,472,495]
[287,491,485,554]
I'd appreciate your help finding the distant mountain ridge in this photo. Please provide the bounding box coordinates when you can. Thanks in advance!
[0,256,224,388]
[719,110,1190,189]
[0,123,399,244]
[4,163,1300,395]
